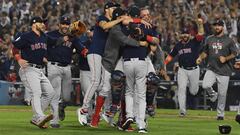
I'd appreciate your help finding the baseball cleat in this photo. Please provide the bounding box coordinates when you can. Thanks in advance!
[90,114,100,128]
[50,123,60,128]
[101,112,116,127]
[235,114,240,124]
[179,113,186,117]
[117,123,134,132]
[138,128,148,133]
[30,114,53,129]
[122,117,133,130]
[30,121,48,129]
[217,116,224,121]
[77,108,88,126]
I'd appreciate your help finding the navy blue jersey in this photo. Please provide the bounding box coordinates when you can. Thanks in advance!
[141,24,159,38]
[88,15,110,56]
[47,30,84,65]
[13,31,48,65]
[78,34,90,71]
[169,37,203,67]
[122,24,151,59]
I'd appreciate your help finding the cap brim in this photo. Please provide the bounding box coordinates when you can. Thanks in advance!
[213,23,223,26]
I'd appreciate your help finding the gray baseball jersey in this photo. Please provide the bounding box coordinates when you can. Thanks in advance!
[202,34,237,76]
[202,34,237,117]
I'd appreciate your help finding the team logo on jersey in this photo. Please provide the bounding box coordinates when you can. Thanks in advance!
[31,43,47,50]
[178,48,192,55]
[210,42,223,54]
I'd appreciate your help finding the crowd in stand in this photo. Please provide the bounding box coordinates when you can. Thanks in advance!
[0,0,240,81]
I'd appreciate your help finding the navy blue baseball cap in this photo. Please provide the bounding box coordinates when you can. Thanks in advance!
[181,27,190,34]
[104,2,120,10]
[213,19,224,26]
[128,6,140,18]
[112,7,125,20]
[60,16,71,25]
[30,16,44,25]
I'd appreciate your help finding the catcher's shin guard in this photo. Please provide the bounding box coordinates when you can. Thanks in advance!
[111,70,126,106]
[146,72,159,106]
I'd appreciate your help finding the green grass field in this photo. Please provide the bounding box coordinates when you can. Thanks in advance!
[0,106,239,135]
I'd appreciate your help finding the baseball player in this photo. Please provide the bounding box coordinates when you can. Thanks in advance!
[12,16,55,128]
[77,1,123,125]
[78,28,94,124]
[164,18,204,116]
[139,7,167,118]
[120,6,154,132]
[196,19,237,120]
[89,7,148,128]
[46,16,86,128]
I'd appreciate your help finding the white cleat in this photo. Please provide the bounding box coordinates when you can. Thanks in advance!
[101,113,116,127]
[77,108,88,126]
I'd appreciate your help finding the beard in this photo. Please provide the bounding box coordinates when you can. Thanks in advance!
[214,29,223,36]
[36,25,45,33]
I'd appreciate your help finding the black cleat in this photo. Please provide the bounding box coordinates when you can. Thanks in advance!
[50,123,60,128]
[217,116,224,121]
[235,115,240,124]
[122,117,133,130]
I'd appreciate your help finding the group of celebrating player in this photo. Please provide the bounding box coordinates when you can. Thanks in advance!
[11,1,240,134]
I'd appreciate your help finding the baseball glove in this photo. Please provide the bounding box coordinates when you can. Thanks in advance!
[69,20,87,37]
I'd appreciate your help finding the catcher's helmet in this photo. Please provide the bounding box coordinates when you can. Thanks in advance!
[111,70,125,83]
[146,72,160,85]
[219,125,231,134]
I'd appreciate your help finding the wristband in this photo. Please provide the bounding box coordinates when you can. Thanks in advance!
[146,35,153,43]
[133,18,141,23]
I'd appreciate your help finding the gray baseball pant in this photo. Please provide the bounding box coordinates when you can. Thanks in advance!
[177,67,200,114]
[124,59,148,129]
[19,67,55,119]
[202,70,230,117]
[47,63,72,124]
[80,70,94,116]
[134,57,155,119]
[82,54,102,110]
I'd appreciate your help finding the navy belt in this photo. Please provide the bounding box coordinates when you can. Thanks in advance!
[28,63,44,69]
[123,58,145,62]
[180,66,198,70]
[50,62,68,67]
